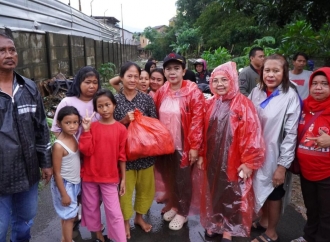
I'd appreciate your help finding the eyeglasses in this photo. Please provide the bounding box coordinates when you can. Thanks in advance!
[212,79,229,85]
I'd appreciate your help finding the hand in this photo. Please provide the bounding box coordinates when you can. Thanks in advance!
[126,111,135,123]
[272,165,286,187]
[41,167,53,184]
[197,156,204,170]
[61,193,71,207]
[237,164,252,181]
[307,130,330,149]
[119,180,126,196]
[189,149,199,165]
[82,109,96,131]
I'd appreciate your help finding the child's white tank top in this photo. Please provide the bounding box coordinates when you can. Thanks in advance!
[54,139,81,184]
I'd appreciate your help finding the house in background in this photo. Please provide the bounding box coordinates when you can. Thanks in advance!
[93,16,137,45]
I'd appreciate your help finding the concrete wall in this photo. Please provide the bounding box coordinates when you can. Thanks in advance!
[12,31,138,80]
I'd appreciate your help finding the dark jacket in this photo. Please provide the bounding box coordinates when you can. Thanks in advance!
[0,72,52,195]
[196,70,211,84]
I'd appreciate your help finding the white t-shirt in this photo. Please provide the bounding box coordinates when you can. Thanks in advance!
[289,70,312,100]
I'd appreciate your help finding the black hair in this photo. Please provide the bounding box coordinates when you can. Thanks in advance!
[148,57,156,62]
[119,62,141,78]
[66,66,101,97]
[293,52,309,61]
[144,61,156,74]
[150,68,166,82]
[0,28,14,41]
[57,106,81,123]
[259,54,295,93]
[249,47,264,58]
[93,89,117,112]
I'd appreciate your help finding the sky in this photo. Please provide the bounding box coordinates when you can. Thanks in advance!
[58,0,177,32]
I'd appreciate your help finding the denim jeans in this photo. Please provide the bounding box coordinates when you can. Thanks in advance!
[0,182,38,242]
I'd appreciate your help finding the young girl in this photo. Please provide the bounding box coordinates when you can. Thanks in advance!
[149,68,166,98]
[79,89,127,242]
[137,70,150,93]
[51,106,82,242]
[51,66,101,139]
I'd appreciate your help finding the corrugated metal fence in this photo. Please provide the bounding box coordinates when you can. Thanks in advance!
[0,0,121,42]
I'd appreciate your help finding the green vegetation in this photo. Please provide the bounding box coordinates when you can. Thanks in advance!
[141,0,330,68]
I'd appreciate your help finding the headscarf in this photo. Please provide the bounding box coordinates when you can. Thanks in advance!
[66,66,101,97]
[304,67,330,112]
[209,61,239,101]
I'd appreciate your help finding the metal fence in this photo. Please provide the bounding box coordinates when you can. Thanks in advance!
[0,0,121,42]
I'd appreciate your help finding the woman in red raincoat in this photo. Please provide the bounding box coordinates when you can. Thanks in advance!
[199,61,265,241]
[153,53,205,230]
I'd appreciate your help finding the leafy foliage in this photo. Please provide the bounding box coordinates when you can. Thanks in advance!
[98,62,116,83]
[218,0,330,31]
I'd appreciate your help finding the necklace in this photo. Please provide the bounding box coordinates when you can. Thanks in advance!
[310,111,315,115]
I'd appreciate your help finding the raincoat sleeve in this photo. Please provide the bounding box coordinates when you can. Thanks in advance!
[79,129,95,157]
[277,95,301,168]
[239,100,265,169]
[34,89,52,168]
[188,89,205,150]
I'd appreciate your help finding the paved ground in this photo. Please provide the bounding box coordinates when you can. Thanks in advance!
[26,185,306,242]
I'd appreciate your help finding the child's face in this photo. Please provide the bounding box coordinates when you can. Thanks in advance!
[195,64,203,73]
[96,95,115,119]
[80,75,98,99]
[150,72,165,92]
[150,64,156,72]
[58,114,80,136]
[138,71,150,93]
[164,62,185,87]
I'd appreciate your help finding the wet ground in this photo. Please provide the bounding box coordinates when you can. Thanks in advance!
[27,184,306,242]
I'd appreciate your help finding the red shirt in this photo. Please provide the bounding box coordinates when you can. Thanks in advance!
[79,121,127,183]
[297,110,330,181]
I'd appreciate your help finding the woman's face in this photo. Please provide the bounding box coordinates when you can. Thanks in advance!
[150,72,165,92]
[138,70,150,93]
[122,66,139,91]
[310,75,330,101]
[80,75,98,99]
[211,74,230,96]
[263,59,284,92]
[150,64,156,72]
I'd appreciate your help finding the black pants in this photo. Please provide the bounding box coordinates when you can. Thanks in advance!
[300,175,330,242]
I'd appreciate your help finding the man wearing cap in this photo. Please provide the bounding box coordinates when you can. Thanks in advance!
[0,30,52,242]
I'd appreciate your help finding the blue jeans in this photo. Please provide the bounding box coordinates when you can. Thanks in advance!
[0,182,38,242]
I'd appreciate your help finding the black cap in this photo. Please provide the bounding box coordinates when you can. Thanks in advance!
[163,53,186,69]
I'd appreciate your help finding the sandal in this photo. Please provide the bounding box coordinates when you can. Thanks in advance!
[251,221,267,232]
[169,214,188,230]
[253,233,280,242]
[163,209,177,221]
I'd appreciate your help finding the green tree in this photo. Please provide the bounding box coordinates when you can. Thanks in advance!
[218,0,330,30]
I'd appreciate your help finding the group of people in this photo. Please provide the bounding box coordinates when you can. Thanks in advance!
[1,27,330,242]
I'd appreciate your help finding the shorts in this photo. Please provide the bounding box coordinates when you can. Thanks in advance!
[267,184,285,201]
[51,177,81,220]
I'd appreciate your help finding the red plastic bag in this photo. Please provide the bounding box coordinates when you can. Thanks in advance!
[126,109,175,161]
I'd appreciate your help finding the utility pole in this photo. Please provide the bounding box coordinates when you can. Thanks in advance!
[121,4,124,44]
[78,0,81,11]
[104,9,108,25]
[90,0,94,17]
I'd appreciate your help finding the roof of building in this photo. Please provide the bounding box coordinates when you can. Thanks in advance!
[93,16,120,24]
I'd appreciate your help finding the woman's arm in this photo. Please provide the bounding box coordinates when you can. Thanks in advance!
[109,76,122,93]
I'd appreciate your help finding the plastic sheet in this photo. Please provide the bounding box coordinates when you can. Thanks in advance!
[153,79,205,215]
[153,80,205,167]
[126,108,175,161]
[200,62,265,237]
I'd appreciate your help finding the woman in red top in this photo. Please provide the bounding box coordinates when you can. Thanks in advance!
[293,67,330,242]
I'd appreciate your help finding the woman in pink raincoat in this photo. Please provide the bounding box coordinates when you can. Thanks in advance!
[199,61,265,241]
